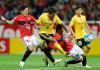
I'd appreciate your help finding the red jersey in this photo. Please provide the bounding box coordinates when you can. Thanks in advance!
[49,33,74,52]
[12,15,36,38]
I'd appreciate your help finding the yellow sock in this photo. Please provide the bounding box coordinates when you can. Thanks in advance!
[53,42,66,55]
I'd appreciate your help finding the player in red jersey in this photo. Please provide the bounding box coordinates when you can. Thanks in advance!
[1,6,61,67]
[44,24,86,67]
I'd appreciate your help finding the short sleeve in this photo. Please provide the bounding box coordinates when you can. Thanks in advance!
[69,17,75,27]
[12,16,18,22]
[37,14,43,25]
[30,15,36,22]
[55,15,62,24]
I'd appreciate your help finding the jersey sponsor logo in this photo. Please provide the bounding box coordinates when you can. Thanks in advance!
[77,41,82,46]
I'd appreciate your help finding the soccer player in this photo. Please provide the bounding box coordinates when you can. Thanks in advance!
[45,24,86,67]
[37,7,68,56]
[1,5,61,67]
[69,7,92,68]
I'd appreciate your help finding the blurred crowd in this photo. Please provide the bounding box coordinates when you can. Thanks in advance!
[0,0,100,22]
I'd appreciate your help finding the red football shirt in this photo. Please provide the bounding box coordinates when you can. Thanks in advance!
[50,33,74,52]
[12,15,36,38]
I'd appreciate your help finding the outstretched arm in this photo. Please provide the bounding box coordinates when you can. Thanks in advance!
[1,16,14,24]
[61,24,70,33]
[85,22,92,34]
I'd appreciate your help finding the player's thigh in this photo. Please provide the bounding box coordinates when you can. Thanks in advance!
[23,36,34,51]
[69,46,83,60]
[31,35,41,47]
[27,45,34,51]
[74,45,84,55]
[23,36,32,47]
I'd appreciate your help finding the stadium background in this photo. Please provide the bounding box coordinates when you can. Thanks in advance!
[0,0,100,70]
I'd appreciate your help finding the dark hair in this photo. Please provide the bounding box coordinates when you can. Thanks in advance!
[48,7,57,14]
[56,24,63,32]
[20,5,27,11]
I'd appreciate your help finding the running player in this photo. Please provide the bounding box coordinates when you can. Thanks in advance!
[37,7,69,56]
[69,7,92,68]
[1,5,61,68]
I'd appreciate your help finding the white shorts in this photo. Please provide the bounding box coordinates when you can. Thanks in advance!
[23,35,41,47]
[69,45,84,60]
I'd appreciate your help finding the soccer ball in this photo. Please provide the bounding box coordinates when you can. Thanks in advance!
[84,34,93,42]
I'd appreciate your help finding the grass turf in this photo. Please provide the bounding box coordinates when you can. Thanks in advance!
[0,54,100,70]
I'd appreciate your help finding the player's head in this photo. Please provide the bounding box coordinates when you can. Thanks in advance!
[47,7,57,20]
[75,7,83,16]
[56,24,63,35]
[20,5,29,15]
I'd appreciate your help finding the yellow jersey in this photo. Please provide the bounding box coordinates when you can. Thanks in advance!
[37,13,62,34]
[69,15,87,39]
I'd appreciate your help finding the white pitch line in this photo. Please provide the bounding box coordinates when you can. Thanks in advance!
[25,69,40,70]
[24,66,100,70]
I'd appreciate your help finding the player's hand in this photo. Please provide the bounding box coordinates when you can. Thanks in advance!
[1,16,6,21]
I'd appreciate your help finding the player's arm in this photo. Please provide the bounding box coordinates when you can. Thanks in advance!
[85,23,92,34]
[62,24,70,33]
[40,34,55,42]
[69,17,75,37]
[1,16,14,24]
[84,17,92,34]
[55,15,69,33]
[69,24,75,37]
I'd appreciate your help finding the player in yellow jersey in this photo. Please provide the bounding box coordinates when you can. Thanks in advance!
[37,7,69,63]
[69,7,92,68]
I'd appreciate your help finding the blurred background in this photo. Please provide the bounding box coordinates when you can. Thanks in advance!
[0,0,100,55]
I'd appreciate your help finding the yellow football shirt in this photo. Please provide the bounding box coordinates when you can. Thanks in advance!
[69,15,87,39]
[37,13,62,34]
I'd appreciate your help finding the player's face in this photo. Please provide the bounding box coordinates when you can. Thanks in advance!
[76,8,82,16]
[21,8,29,15]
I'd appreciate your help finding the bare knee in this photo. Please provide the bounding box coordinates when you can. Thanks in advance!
[27,45,34,52]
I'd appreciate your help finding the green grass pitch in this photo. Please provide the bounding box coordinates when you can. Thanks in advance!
[0,54,100,70]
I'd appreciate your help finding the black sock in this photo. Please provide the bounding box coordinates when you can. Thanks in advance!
[67,60,81,64]
[21,49,32,62]
[82,56,87,66]
[42,48,55,62]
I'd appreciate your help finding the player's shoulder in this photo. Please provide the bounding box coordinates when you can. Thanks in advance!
[81,15,86,18]
[72,15,77,19]
[71,15,77,21]
[14,15,22,19]
[28,15,35,18]
[16,15,22,17]
[28,15,34,17]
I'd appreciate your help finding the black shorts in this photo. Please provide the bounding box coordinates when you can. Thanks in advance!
[39,33,54,44]
[76,38,90,48]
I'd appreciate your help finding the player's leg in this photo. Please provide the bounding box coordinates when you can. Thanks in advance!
[39,34,64,62]
[40,44,62,64]
[77,39,91,68]
[65,45,83,67]
[52,41,66,55]
[83,42,91,54]
[43,55,49,66]
[37,37,62,65]
[19,36,34,67]
[40,33,66,55]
